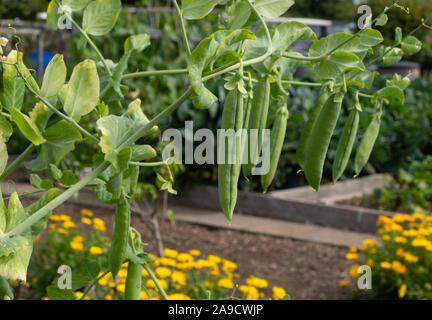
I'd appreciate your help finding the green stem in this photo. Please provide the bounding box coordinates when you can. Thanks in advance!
[172,0,191,55]
[1,112,10,119]
[5,161,109,237]
[130,161,166,167]
[282,53,323,62]
[80,271,110,300]
[246,0,272,52]
[122,69,187,80]
[0,144,35,182]
[143,264,169,300]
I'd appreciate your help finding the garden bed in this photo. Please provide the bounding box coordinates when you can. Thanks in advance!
[25,200,353,300]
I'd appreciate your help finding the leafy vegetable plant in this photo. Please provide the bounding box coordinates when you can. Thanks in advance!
[0,0,430,300]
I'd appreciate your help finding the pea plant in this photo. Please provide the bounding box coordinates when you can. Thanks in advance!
[0,0,429,300]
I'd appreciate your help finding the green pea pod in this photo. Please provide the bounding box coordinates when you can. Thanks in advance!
[297,89,330,169]
[218,88,244,221]
[332,108,360,183]
[0,275,13,300]
[108,193,130,278]
[304,93,343,191]
[125,261,143,300]
[243,76,270,177]
[241,92,253,164]
[354,110,382,176]
[261,104,289,193]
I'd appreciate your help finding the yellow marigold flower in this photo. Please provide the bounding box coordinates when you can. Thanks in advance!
[176,262,194,270]
[98,273,111,286]
[208,255,221,263]
[402,229,418,237]
[426,243,432,252]
[177,253,194,262]
[412,238,429,247]
[363,239,376,247]
[194,259,215,269]
[93,218,106,231]
[104,294,113,300]
[89,246,103,255]
[33,235,41,243]
[119,268,128,278]
[380,261,392,269]
[41,297,50,300]
[338,281,349,288]
[348,247,357,253]
[155,267,172,278]
[49,215,62,222]
[73,235,84,243]
[246,275,268,288]
[382,235,391,241]
[189,249,201,256]
[140,291,148,300]
[142,268,149,277]
[366,259,374,267]
[60,215,71,222]
[164,248,178,258]
[396,248,405,258]
[167,293,191,300]
[272,286,286,300]
[81,217,92,225]
[62,221,76,229]
[49,223,56,230]
[349,265,360,278]
[395,236,407,244]
[392,214,406,223]
[390,223,403,232]
[116,283,125,293]
[70,241,84,251]
[57,228,67,235]
[222,260,237,273]
[359,245,368,252]
[398,284,407,299]
[81,208,94,217]
[74,292,90,300]
[158,257,177,267]
[345,253,358,260]
[391,261,407,274]
[171,270,186,286]
[419,228,432,236]
[210,265,220,277]
[413,212,425,220]
[404,253,419,263]
[146,279,168,290]
[218,277,234,289]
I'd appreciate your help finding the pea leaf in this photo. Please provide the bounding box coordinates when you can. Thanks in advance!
[272,21,317,54]
[401,36,422,55]
[29,102,52,132]
[130,145,157,161]
[64,59,100,121]
[46,0,60,30]
[359,29,383,47]
[394,27,403,45]
[60,170,77,186]
[315,51,364,81]
[346,70,377,89]
[124,34,151,54]
[227,2,251,29]
[375,13,388,26]
[26,120,82,171]
[0,52,25,111]
[382,47,403,67]
[46,285,75,300]
[0,115,13,141]
[9,107,46,146]
[0,138,7,177]
[41,54,67,98]
[181,0,221,20]
[376,85,404,104]
[62,0,92,11]
[309,33,369,60]
[82,0,121,36]
[254,0,294,19]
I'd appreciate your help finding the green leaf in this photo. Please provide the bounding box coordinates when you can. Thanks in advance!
[401,36,422,55]
[359,29,383,47]
[386,73,410,90]
[310,33,369,60]
[80,259,100,280]
[29,174,43,189]
[375,13,388,26]
[122,165,139,197]
[26,120,82,171]
[64,59,100,121]
[59,170,77,186]
[46,285,75,300]
[315,51,364,80]
[124,34,151,54]
[0,52,25,111]
[0,115,12,142]
[394,27,403,45]
[131,145,157,161]
[0,234,32,284]
[62,0,92,11]
[29,102,52,132]
[382,47,403,67]
[376,85,404,104]
[41,54,67,98]
[0,139,7,177]
[346,70,377,89]
[117,147,132,172]
[254,0,294,19]
[46,0,60,30]
[14,51,40,95]
[181,0,221,20]
[272,21,317,54]
[9,107,46,146]
[228,2,251,29]
[82,0,121,36]
[49,164,63,181]
[107,172,122,198]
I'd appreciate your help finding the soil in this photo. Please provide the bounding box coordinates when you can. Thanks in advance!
[33,199,357,301]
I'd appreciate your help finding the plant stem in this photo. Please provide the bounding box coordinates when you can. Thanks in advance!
[172,0,191,55]
[122,69,187,80]
[143,264,169,300]
[5,161,109,237]
[246,0,272,52]
[0,144,35,182]
[80,271,110,300]
[130,161,166,167]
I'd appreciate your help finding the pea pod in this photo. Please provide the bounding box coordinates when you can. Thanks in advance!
[297,89,330,169]
[261,104,289,193]
[332,108,360,183]
[218,88,244,221]
[125,261,143,300]
[304,93,343,191]
[354,109,382,176]
[108,193,130,278]
[0,276,13,300]
[243,76,270,177]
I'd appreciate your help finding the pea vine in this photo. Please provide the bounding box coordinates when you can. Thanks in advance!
[0,0,430,300]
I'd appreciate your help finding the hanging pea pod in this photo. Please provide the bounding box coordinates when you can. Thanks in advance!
[218,87,244,221]
[261,103,289,193]
[354,107,382,177]
[332,104,360,183]
[108,193,130,278]
[0,276,13,300]
[304,93,344,191]
[297,89,330,170]
[243,75,270,177]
